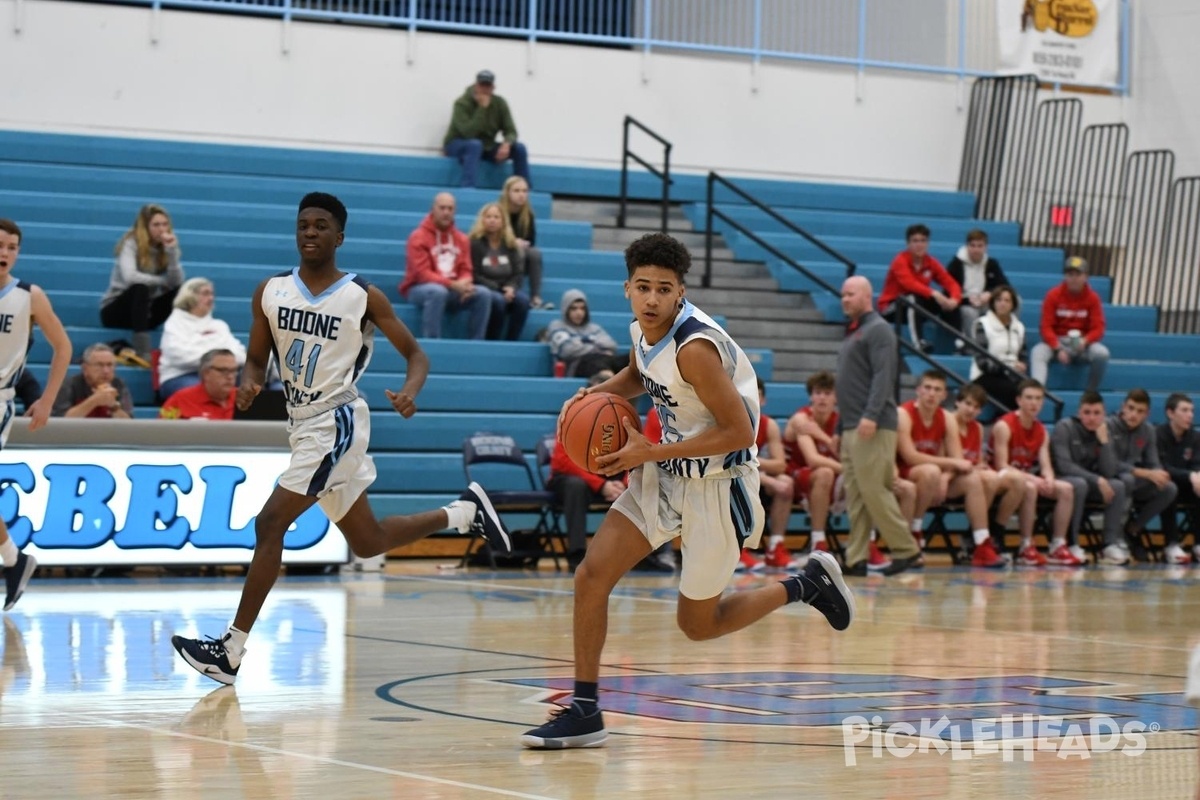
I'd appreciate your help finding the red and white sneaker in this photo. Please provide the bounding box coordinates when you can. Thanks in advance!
[1016,544,1047,567]
[736,549,765,573]
[811,539,830,553]
[765,541,793,569]
[971,537,1008,569]
[1046,544,1085,567]
[867,541,892,571]
[1164,544,1192,565]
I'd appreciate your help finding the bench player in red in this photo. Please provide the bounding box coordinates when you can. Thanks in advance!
[990,378,1085,566]
[897,370,1007,568]
[953,382,1026,551]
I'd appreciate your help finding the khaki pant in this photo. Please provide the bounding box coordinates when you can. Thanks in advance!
[840,428,920,565]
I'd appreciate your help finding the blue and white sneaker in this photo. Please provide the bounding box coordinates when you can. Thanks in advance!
[173,633,242,685]
[521,702,608,749]
[460,482,512,553]
[3,552,37,612]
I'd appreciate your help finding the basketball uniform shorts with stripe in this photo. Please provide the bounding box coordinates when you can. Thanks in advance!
[278,397,376,522]
[612,464,764,600]
[0,399,15,450]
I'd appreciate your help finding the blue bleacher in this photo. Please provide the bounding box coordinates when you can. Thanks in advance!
[8,129,1198,529]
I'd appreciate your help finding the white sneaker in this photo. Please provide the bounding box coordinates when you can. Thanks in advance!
[1069,544,1087,563]
[1165,543,1192,565]
[1101,543,1131,566]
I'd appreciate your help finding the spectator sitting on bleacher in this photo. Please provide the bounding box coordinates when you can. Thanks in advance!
[159,349,238,421]
[1108,388,1178,563]
[878,224,962,353]
[546,290,625,380]
[969,285,1026,411]
[1157,393,1200,565]
[1051,391,1127,565]
[443,69,530,190]
[52,343,133,419]
[1031,256,1109,393]
[399,192,491,340]
[953,382,1026,548]
[468,202,530,341]
[946,229,1010,343]
[896,370,1006,568]
[736,379,796,571]
[991,379,1085,567]
[498,176,549,310]
[157,277,246,400]
[100,204,185,368]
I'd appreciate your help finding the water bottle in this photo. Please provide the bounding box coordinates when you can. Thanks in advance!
[1067,329,1082,353]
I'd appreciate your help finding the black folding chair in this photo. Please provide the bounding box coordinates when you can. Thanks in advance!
[460,432,563,569]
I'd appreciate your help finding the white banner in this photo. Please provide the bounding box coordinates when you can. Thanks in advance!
[996,0,1121,88]
[0,448,348,567]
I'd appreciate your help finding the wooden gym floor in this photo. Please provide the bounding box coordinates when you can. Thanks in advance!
[0,560,1197,799]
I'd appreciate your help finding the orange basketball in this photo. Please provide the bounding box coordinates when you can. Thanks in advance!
[560,392,642,475]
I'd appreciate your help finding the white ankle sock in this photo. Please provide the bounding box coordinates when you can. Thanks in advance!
[225,625,249,663]
[910,520,923,534]
[811,530,826,544]
[973,529,990,546]
[443,501,475,533]
[768,534,784,549]
[1050,538,1065,551]
[0,538,16,567]
[1021,538,1033,549]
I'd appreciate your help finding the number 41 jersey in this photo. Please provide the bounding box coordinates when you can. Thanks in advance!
[262,268,375,420]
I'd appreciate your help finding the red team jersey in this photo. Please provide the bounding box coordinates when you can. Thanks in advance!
[991,411,1045,472]
[901,400,946,458]
[959,419,983,465]
[785,407,839,471]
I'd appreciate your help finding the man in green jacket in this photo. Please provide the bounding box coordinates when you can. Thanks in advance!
[443,70,530,189]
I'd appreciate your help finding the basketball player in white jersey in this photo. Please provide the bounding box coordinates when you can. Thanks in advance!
[0,219,72,611]
[172,194,511,684]
[521,233,854,749]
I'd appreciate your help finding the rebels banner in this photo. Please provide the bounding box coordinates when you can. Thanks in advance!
[997,0,1121,88]
[0,449,347,567]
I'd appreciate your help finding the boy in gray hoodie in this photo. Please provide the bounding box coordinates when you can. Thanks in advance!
[1107,388,1177,561]
[546,290,626,379]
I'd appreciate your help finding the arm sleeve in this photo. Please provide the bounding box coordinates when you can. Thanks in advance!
[448,96,490,140]
[989,259,1009,289]
[526,215,537,247]
[498,97,519,143]
[946,259,964,291]
[889,255,934,299]
[1097,437,1119,478]
[862,326,897,423]
[403,236,451,290]
[117,379,134,416]
[505,246,525,290]
[51,379,77,417]
[1085,292,1106,344]
[114,239,167,287]
[547,324,590,362]
[1143,425,1163,469]
[1052,422,1100,486]
[973,319,1001,375]
[931,259,962,301]
[163,245,184,289]
[1040,292,1061,350]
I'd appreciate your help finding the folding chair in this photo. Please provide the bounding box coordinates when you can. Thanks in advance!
[460,432,562,569]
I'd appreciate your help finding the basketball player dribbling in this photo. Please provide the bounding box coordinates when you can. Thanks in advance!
[520,233,854,749]
[0,219,72,612]
[172,193,511,684]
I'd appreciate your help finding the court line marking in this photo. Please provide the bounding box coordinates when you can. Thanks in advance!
[386,572,1200,655]
[63,711,563,800]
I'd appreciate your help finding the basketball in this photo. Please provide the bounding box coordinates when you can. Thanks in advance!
[560,392,641,475]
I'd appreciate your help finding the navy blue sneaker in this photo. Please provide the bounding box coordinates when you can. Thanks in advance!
[173,634,241,685]
[798,551,855,631]
[3,552,37,612]
[461,482,512,553]
[521,703,608,749]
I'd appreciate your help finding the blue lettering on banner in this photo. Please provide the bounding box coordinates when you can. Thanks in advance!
[0,462,331,550]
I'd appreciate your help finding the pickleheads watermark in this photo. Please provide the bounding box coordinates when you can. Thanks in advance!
[841,714,1156,766]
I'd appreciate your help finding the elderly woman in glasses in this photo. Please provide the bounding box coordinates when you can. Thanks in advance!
[157,277,246,400]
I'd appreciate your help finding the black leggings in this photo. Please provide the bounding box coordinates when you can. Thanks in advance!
[100,284,178,333]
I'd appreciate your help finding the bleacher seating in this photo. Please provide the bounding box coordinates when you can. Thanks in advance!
[7,129,1200,550]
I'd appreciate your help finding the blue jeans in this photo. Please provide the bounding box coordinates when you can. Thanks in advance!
[479,286,531,341]
[444,139,530,188]
[406,282,491,339]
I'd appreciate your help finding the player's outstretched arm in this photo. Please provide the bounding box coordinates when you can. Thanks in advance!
[28,286,72,431]
[237,280,273,411]
[365,285,429,418]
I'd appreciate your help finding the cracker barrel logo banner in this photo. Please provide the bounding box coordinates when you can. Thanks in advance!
[999,0,1119,88]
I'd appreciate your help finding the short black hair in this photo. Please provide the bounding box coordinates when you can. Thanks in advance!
[919,369,948,386]
[1166,392,1193,413]
[957,383,987,406]
[625,232,691,279]
[1017,378,1044,396]
[299,192,348,231]
[906,223,931,241]
[1124,387,1150,407]
[1079,390,1104,408]
[0,219,22,243]
[806,370,836,394]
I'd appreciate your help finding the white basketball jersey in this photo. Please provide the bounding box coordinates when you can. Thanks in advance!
[634,300,760,479]
[0,279,33,401]
[261,269,374,419]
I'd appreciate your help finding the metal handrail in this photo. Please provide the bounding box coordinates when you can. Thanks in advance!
[891,295,1066,420]
[703,171,856,292]
[617,116,672,232]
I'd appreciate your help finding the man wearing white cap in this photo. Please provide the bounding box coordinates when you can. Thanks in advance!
[1030,255,1110,392]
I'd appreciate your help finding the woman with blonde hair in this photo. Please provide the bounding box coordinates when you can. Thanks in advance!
[100,204,185,365]
[497,175,549,309]
[468,202,529,340]
[157,277,247,399]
